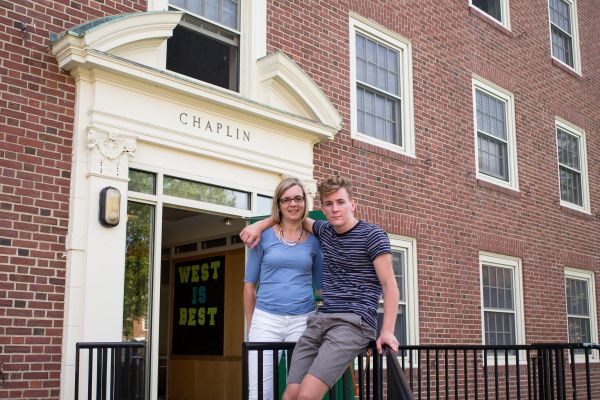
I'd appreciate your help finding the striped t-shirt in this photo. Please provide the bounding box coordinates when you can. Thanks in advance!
[313,219,391,329]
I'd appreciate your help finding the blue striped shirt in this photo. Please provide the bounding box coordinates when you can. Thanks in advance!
[313,219,391,329]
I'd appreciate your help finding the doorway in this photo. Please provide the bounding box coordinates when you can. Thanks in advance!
[124,168,272,399]
[158,207,246,399]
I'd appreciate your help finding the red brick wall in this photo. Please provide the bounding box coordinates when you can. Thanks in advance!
[0,1,146,398]
[267,0,600,345]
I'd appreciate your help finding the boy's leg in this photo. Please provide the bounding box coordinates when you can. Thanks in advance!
[281,383,300,400]
[303,313,374,389]
[295,374,329,400]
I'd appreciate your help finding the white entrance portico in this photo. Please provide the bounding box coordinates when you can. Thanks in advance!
[51,11,341,400]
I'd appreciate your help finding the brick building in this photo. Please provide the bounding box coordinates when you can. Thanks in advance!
[0,0,598,399]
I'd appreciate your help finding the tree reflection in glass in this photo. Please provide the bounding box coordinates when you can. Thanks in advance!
[163,175,249,209]
[123,201,154,341]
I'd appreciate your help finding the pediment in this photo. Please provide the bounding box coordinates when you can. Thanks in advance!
[52,11,183,70]
[257,51,343,130]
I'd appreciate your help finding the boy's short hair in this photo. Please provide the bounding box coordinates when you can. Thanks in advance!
[317,176,354,199]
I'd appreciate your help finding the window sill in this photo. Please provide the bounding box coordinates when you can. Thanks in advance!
[468,6,513,37]
[559,204,594,220]
[351,139,416,164]
[551,58,582,79]
[476,178,520,198]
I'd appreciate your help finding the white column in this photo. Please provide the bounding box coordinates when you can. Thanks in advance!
[60,70,136,399]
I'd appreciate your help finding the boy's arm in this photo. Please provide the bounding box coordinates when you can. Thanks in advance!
[239,216,275,248]
[303,217,316,234]
[373,253,400,354]
[240,216,317,248]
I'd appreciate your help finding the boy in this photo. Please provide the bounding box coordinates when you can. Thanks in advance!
[240,176,399,400]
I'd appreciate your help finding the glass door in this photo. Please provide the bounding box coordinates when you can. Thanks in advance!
[123,200,155,399]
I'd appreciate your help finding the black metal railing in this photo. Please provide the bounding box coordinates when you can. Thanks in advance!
[74,342,145,400]
[242,342,600,399]
[398,343,600,400]
[242,341,413,399]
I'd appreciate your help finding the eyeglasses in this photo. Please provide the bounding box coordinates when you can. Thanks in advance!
[279,196,305,205]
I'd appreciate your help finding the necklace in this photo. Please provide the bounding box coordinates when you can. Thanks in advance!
[278,224,304,247]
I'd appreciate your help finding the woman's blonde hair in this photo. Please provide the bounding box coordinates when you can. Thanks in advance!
[271,177,309,223]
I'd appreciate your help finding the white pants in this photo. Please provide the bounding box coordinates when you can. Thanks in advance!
[248,308,309,400]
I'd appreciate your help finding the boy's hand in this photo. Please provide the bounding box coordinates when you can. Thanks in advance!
[376,330,399,354]
[240,224,262,248]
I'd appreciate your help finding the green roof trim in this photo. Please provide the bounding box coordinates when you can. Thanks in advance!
[49,11,179,42]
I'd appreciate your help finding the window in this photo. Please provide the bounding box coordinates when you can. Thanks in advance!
[350,14,414,156]
[548,0,580,71]
[377,236,419,348]
[473,77,518,190]
[480,253,524,347]
[168,0,240,91]
[565,268,598,358]
[470,0,510,27]
[556,119,589,212]
[565,269,597,344]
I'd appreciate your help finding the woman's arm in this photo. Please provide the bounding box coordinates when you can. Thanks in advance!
[243,282,257,332]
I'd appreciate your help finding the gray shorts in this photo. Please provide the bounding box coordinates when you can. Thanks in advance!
[286,312,376,388]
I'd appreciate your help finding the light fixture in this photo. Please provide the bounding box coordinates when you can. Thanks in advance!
[221,217,232,226]
[99,186,121,227]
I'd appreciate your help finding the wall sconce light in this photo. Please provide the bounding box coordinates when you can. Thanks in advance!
[99,186,121,227]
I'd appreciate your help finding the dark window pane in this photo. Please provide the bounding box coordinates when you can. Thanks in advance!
[485,311,516,345]
[566,278,589,316]
[377,305,407,345]
[568,317,591,343]
[472,0,502,21]
[167,25,239,91]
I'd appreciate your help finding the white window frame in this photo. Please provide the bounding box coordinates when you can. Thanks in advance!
[564,267,599,361]
[469,0,511,29]
[479,253,525,352]
[148,0,266,97]
[547,0,581,74]
[349,13,415,157]
[555,118,590,213]
[472,76,519,191]
[384,235,419,349]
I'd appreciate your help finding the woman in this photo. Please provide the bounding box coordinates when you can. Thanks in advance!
[244,177,323,400]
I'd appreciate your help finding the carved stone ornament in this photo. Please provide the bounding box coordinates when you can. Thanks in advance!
[87,130,136,178]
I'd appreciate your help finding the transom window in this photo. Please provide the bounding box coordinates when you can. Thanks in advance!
[470,0,510,26]
[548,0,579,70]
[350,15,414,156]
[473,77,518,190]
[168,0,240,91]
[480,253,524,348]
[555,120,589,212]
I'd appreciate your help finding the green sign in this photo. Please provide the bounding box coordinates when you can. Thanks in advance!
[171,256,225,355]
